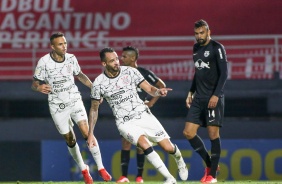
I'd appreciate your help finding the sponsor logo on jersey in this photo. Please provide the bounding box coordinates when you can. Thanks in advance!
[53,85,73,92]
[111,90,125,98]
[53,79,67,84]
[204,51,210,57]
[195,59,210,70]
[114,94,134,105]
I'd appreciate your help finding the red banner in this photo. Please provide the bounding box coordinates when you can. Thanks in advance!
[0,0,281,49]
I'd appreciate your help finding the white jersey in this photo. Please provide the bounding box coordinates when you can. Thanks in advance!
[91,66,148,125]
[33,53,82,104]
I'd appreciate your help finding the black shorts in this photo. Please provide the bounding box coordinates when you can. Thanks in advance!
[186,96,224,127]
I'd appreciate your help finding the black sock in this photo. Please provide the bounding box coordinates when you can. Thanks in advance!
[136,153,145,177]
[189,135,211,167]
[121,150,130,177]
[210,138,221,178]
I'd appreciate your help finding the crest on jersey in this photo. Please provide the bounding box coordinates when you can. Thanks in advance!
[66,64,72,74]
[204,51,210,57]
[117,75,130,88]
[195,59,210,70]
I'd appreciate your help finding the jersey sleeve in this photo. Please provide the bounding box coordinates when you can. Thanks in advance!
[90,79,101,100]
[144,69,159,85]
[189,73,196,93]
[71,55,81,76]
[33,58,46,82]
[131,68,145,86]
[213,43,228,97]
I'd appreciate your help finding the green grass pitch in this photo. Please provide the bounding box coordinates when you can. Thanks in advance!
[1,181,280,184]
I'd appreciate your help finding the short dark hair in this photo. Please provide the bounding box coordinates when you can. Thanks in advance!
[99,47,115,62]
[50,32,64,44]
[122,46,139,60]
[194,19,209,30]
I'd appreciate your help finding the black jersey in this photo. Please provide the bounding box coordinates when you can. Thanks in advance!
[136,66,159,101]
[190,39,228,98]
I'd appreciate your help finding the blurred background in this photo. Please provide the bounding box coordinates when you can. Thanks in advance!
[0,0,281,182]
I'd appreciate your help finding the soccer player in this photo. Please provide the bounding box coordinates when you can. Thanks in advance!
[87,47,188,184]
[183,19,228,183]
[31,32,111,184]
[116,46,166,183]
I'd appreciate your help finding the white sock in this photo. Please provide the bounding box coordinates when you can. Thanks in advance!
[171,144,182,160]
[68,143,86,171]
[88,140,104,170]
[146,150,173,179]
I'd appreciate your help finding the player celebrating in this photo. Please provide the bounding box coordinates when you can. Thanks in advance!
[116,46,166,183]
[87,47,188,184]
[183,19,228,183]
[31,32,111,184]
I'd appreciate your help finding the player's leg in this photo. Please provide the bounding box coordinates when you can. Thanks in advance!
[63,124,93,184]
[77,122,112,182]
[158,139,188,181]
[63,126,87,170]
[137,135,176,182]
[206,126,220,182]
[183,97,212,182]
[117,137,131,182]
[184,122,212,182]
[204,97,224,183]
[118,114,176,183]
[50,103,93,184]
[136,147,145,183]
[183,122,211,167]
[73,100,111,181]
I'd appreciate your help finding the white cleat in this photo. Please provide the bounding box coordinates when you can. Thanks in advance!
[163,177,177,184]
[176,156,188,181]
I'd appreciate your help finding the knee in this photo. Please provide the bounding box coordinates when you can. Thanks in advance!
[183,128,195,140]
[122,138,132,150]
[64,132,77,147]
[162,143,174,153]
[66,139,76,147]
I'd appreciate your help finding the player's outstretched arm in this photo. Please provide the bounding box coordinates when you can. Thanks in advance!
[140,80,172,97]
[145,79,166,108]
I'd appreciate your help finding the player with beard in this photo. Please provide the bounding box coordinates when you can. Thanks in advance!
[31,32,111,184]
[183,19,228,183]
[87,47,188,184]
[116,46,166,183]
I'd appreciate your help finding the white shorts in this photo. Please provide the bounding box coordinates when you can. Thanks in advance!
[49,98,88,135]
[117,110,170,146]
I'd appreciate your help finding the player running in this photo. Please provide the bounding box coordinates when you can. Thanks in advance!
[87,47,188,184]
[116,46,166,183]
[31,32,111,184]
